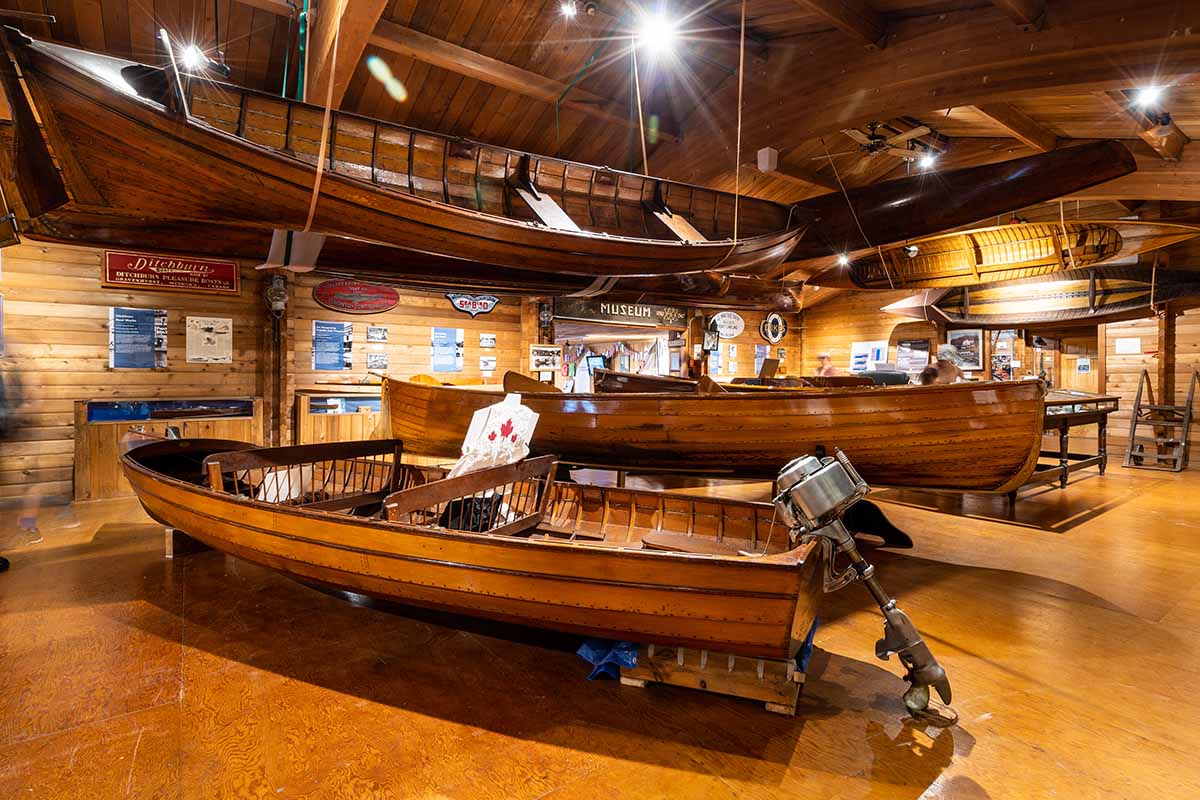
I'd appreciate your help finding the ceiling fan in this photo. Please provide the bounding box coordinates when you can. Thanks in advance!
[840,122,934,174]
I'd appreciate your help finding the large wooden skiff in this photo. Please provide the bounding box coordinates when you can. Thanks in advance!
[0,32,802,278]
[385,377,1046,492]
[122,438,823,660]
[807,220,1200,289]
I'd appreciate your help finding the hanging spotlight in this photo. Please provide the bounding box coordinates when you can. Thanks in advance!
[903,245,920,258]
[1133,85,1164,107]
[837,254,850,266]
[917,152,937,170]
[560,1,577,18]
[637,12,680,57]
[180,44,205,72]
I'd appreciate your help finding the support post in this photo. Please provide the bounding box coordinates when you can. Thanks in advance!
[1158,305,1178,407]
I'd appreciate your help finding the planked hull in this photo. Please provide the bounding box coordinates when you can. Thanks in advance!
[385,378,1046,492]
[122,441,822,659]
[883,267,1200,327]
[808,220,1200,289]
[0,34,803,279]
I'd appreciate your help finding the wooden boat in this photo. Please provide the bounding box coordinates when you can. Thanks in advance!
[807,220,1200,289]
[0,31,804,279]
[882,266,1200,327]
[122,438,823,660]
[385,376,1046,492]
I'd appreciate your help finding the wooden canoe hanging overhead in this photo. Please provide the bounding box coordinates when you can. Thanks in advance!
[808,220,1200,289]
[881,266,1200,327]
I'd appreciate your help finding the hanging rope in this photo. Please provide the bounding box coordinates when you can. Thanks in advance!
[732,0,746,243]
[632,48,649,175]
[303,0,345,233]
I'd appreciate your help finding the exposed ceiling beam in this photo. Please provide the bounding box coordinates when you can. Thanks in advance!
[305,0,389,107]
[368,20,677,142]
[1067,141,1200,200]
[791,0,887,49]
[651,0,1200,187]
[973,104,1058,152]
[991,0,1045,31]
[1102,91,1190,161]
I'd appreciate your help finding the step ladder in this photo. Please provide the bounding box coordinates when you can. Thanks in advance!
[1124,369,1199,472]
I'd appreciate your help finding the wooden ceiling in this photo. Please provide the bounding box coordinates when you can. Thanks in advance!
[2,0,1199,211]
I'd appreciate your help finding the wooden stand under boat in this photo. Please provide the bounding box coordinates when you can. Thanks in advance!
[123,438,825,663]
[385,375,1047,492]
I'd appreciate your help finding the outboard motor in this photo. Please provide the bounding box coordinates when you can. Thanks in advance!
[773,450,952,713]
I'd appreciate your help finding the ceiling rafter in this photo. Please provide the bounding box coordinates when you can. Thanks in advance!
[790,0,887,49]
[973,104,1058,152]
[304,0,389,107]
[367,20,680,142]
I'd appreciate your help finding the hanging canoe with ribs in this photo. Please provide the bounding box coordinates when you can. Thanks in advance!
[0,31,804,278]
[807,220,1200,289]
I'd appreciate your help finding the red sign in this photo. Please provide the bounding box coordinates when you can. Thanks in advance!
[313,279,400,314]
[102,250,240,295]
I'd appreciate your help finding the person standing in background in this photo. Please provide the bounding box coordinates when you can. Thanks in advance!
[934,344,966,384]
[816,353,838,377]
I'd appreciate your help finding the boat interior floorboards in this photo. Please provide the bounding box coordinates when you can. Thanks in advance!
[1,466,1197,799]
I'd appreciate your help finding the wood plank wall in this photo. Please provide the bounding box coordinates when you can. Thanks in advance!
[799,291,939,375]
[713,310,803,378]
[288,274,525,389]
[0,242,268,503]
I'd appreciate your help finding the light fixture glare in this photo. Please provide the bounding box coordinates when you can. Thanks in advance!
[918,153,936,169]
[560,1,576,17]
[638,12,679,56]
[1134,85,1164,107]
[180,44,205,71]
[837,254,850,266]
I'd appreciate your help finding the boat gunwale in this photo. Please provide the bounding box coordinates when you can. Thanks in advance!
[120,445,813,575]
[17,36,806,262]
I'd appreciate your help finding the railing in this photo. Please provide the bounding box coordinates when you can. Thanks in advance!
[384,455,558,536]
[202,439,432,513]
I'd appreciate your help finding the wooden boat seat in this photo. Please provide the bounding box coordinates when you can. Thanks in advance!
[640,531,757,557]
[534,523,607,541]
[528,532,642,549]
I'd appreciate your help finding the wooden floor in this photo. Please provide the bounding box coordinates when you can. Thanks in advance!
[2,465,1199,799]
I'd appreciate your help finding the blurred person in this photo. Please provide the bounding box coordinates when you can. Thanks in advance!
[816,353,838,377]
[934,344,965,384]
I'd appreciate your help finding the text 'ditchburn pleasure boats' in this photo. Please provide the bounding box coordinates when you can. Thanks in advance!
[385,375,1047,493]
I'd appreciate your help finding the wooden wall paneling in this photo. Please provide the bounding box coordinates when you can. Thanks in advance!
[1104,317,1160,454]
[294,390,381,444]
[0,242,269,502]
[289,274,523,392]
[713,310,802,380]
[799,290,938,375]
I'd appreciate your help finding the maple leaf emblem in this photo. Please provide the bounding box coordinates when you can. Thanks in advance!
[487,431,497,441]
[500,418,514,439]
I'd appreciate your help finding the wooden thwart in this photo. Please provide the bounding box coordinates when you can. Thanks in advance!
[621,643,804,715]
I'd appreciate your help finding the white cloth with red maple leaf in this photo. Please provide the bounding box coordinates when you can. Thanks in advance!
[446,393,540,479]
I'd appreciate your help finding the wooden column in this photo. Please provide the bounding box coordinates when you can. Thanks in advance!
[519,297,540,376]
[258,273,296,446]
[1096,324,1107,394]
[1158,305,1178,406]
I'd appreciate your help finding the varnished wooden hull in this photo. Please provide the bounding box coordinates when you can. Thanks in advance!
[0,35,803,279]
[808,220,1200,289]
[386,378,1046,492]
[121,441,822,659]
[883,267,1200,327]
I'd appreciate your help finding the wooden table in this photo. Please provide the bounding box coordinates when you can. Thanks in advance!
[1012,390,1120,504]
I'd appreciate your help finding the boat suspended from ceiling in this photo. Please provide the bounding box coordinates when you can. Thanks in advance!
[384,373,1047,493]
[0,29,1138,307]
[882,266,1200,327]
[807,220,1200,289]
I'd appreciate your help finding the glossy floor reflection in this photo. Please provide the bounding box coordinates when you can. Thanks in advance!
[2,464,1199,799]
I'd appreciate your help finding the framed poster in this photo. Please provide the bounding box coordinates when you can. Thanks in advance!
[366,352,388,371]
[849,340,888,373]
[313,320,353,370]
[530,344,563,372]
[480,333,497,348]
[895,339,931,373]
[109,307,167,369]
[185,316,232,364]
[479,355,497,372]
[991,353,1013,381]
[948,329,984,371]
[728,343,737,359]
[431,327,464,372]
[366,325,388,343]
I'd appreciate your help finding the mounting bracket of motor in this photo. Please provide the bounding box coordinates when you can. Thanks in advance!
[773,449,953,714]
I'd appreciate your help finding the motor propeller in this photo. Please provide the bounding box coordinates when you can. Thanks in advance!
[772,450,953,714]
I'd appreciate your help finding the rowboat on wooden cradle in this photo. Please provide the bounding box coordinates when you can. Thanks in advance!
[122,438,824,660]
[0,30,806,278]
[806,220,1200,289]
[385,375,1046,492]
[882,266,1200,327]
